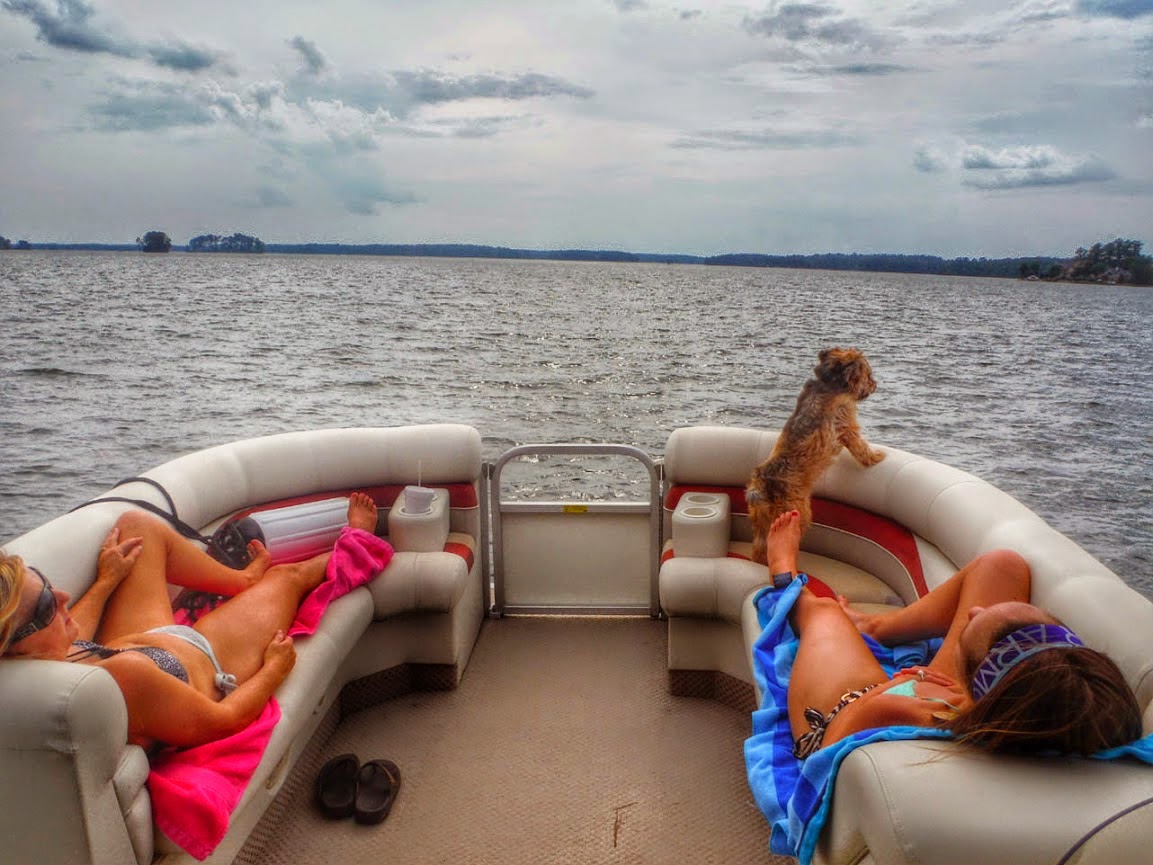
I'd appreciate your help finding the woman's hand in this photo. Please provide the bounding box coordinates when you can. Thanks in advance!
[838,595,881,638]
[96,527,143,589]
[896,666,958,688]
[263,630,296,674]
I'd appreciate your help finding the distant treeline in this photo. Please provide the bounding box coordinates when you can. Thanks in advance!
[5,238,1145,282]
[261,243,1055,278]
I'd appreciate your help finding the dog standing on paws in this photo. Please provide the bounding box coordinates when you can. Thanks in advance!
[747,347,885,566]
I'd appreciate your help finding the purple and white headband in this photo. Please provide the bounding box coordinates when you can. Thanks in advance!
[970,622,1085,700]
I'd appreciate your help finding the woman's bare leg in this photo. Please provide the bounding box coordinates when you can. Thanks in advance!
[770,511,890,739]
[194,494,379,683]
[96,511,271,642]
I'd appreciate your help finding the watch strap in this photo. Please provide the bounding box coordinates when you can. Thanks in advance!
[771,571,794,590]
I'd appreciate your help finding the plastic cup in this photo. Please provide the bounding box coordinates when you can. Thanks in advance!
[403,485,436,514]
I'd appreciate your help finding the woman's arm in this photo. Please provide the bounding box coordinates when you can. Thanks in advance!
[102,632,296,748]
[68,528,143,642]
[841,550,1031,647]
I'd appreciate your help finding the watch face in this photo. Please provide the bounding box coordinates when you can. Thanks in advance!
[772,572,793,589]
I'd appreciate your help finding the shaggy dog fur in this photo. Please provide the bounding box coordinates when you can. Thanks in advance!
[746,347,885,566]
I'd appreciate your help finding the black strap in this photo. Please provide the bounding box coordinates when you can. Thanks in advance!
[115,476,178,516]
[68,478,211,545]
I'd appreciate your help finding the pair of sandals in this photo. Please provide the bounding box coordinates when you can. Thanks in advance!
[314,754,401,824]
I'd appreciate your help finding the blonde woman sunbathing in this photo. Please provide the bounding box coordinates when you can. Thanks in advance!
[0,493,379,750]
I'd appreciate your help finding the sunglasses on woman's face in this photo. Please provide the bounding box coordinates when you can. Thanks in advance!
[11,567,58,644]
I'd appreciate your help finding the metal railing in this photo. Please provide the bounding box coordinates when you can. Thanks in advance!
[488,444,663,617]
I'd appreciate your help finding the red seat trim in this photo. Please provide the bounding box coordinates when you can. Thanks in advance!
[665,485,928,598]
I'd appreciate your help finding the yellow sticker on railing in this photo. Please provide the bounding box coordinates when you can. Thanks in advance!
[563,505,589,514]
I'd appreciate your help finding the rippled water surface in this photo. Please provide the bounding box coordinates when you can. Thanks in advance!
[2,251,1151,595]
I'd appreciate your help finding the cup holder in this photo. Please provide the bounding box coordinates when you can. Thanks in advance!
[671,493,731,558]
[681,505,718,519]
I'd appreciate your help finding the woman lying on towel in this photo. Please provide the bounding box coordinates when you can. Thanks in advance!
[766,509,1142,758]
[0,493,379,751]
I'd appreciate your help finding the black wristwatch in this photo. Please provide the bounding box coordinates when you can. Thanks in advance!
[771,571,794,590]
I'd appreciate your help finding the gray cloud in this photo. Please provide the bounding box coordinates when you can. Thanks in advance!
[3,0,227,72]
[285,67,595,126]
[960,144,1115,188]
[436,115,525,139]
[148,41,222,73]
[927,30,1004,48]
[90,80,219,131]
[913,144,949,173]
[962,144,1062,170]
[389,69,594,106]
[89,79,276,133]
[822,62,912,76]
[672,127,863,149]
[1076,0,1153,18]
[743,4,893,51]
[611,0,647,11]
[3,0,133,56]
[971,109,1063,136]
[290,36,327,76]
[1015,0,1073,23]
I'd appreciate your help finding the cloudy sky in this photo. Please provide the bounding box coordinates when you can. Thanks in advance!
[1,0,1150,257]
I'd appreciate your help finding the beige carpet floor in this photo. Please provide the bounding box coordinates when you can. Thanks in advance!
[240,617,793,865]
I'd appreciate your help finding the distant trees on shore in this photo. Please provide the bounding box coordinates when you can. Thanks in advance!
[188,232,266,253]
[137,231,172,253]
[1019,238,1152,286]
[3,230,1148,286]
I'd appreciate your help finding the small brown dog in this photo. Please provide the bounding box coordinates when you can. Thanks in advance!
[747,347,885,566]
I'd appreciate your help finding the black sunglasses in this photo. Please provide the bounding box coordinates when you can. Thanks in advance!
[11,567,58,644]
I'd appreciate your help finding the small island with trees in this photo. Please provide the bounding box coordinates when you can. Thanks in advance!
[131,230,267,253]
[137,231,172,253]
[188,232,266,253]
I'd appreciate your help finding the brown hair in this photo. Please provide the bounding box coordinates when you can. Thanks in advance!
[0,552,28,655]
[950,647,1143,755]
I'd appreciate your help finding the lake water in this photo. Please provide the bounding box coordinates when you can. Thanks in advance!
[2,251,1150,596]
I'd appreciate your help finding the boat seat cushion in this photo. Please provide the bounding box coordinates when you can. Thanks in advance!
[370,533,476,618]
[661,543,900,623]
[821,737,1153,865]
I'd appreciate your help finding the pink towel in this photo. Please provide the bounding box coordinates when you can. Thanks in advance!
[290,527,395,637]
[149,527,394,860]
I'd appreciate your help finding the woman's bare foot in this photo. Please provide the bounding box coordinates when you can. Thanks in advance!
[347,492,379,533]
[767,509,802,576]
[238,540,272,590]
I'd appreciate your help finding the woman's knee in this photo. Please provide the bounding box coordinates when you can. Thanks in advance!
[973,549,1031,581]
[114,510,174,538]
[794,592,852,631]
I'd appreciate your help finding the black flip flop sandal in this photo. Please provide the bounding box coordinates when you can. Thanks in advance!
[314,753,360,819]
[353,759,401,825]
